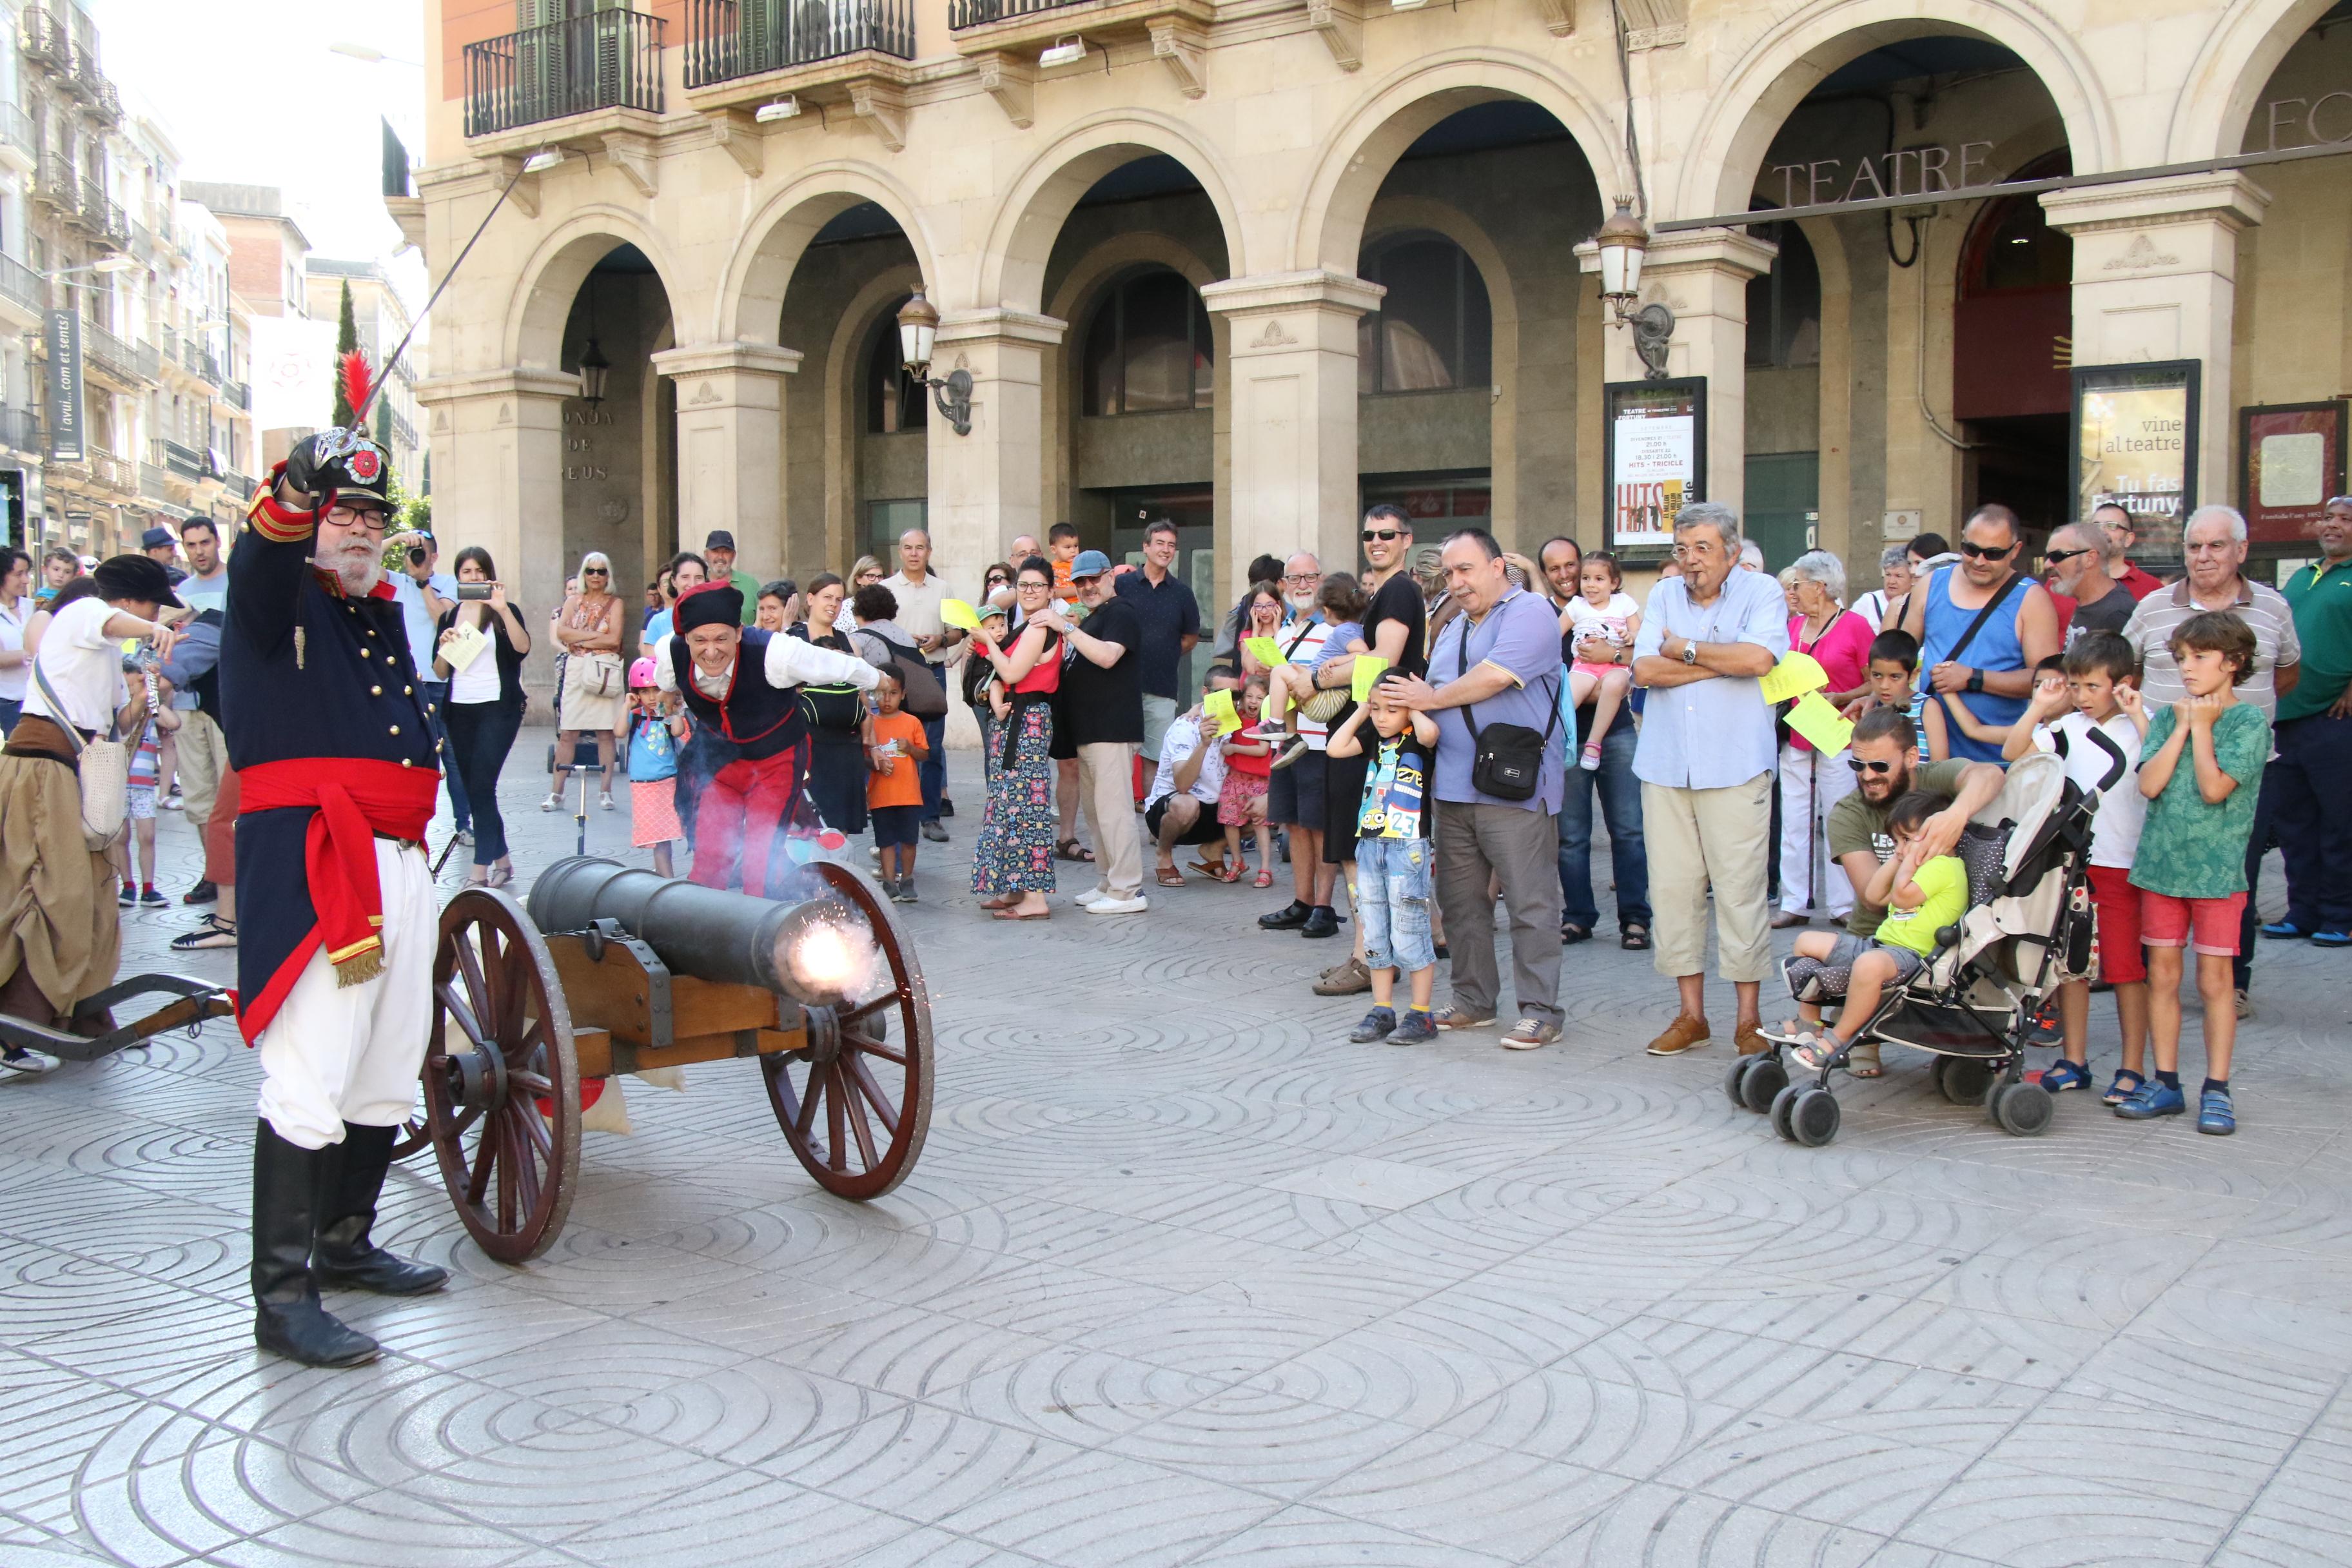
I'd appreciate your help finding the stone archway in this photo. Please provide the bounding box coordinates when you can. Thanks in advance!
[719,164,939,348]
[504,210,686,371]
[2168,0,2347,162]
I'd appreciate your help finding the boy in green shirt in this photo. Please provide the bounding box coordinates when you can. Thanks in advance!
[2118,612,2273,1135]
[1780,790,1968,1071]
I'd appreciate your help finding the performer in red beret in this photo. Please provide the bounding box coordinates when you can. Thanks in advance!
[656,580,880,896]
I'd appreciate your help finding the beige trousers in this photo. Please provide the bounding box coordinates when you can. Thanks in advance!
[1642,771,1776,984]
[1077,741,1142,900]
[175,709,231,831]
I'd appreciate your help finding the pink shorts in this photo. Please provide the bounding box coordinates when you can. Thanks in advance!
[2086,865,2144,984]
[2137,887,2245,958]
[1571,660,1623,686]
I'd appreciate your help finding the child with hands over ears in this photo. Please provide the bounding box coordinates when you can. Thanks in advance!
[625,659,691,878]
[1217,675,1275,887]
[2117,612,2271,1135]
[1997,633,2149,1098]
[1325,680,1442,1046]
[866,665,930,904]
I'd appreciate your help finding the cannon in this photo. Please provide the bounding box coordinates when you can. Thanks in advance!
[416,858,933,1262]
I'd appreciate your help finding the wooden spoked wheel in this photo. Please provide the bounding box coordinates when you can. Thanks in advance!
[762,862,934,1200]
[424,888,580,1262]
[387,1115,429,1161]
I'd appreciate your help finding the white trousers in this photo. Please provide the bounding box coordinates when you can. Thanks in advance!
[255,839,437,1150]
[1778,742,1859,919]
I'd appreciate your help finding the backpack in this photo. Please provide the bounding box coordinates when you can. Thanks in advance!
[853,626,947,719]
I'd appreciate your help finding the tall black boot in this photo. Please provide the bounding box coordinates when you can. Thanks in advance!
[251,1121,379,1367]
[313,1123,449,1296]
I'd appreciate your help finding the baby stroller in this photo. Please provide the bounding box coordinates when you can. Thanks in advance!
[1729,750,2110,1147]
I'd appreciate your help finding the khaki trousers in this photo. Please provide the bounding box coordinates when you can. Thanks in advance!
[175,709,231,831]
[1642,771,1776,984]
[1077,741,1142,899]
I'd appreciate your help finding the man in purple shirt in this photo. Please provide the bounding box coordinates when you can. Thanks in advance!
[1387,529,1566,1049]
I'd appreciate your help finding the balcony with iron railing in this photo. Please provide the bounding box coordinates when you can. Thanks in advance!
[946,0,1210,77]
[683,0,914,90]
[153,437,204,481]
[60,34,97,103]
[384,404,420,455]
[0,252,42,315]
[220,379,250,411]
[463,9,665,139]
[188,339,222,384]
[220,467,255,502]
[0,104,34,170]
[20,4,69,72]
[81,180,128,250]
[33,153,75,211]
[81,318,155,385]
[139,459,172,499]
[947,0,1094,28]
[87,77,122,127]
[0,406,39,453]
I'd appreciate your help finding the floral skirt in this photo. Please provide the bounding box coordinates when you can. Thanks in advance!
[1217,769,1268,827]
[972,702,1057,897]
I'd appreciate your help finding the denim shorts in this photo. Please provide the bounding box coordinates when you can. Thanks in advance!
[1356,834,1435,974]
[1821,929,1925,984]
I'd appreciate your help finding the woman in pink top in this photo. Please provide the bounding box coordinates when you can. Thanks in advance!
[1775,551,1877,928]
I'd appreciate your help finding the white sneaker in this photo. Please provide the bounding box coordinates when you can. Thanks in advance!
[1085,896,1149,916]
[1073,887,1109,907]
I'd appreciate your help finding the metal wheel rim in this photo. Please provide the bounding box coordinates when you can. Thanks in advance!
[761,862,934,1200]
[424,887,580,1262]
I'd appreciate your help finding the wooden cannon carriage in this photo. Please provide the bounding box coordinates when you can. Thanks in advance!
[416,857,934,1260]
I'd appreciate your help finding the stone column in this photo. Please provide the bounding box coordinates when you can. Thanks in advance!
[416,367,574,703]
[2042,172,2269,516]
[924,308,1065,602]
[1200,270,1384,601]
[1577,231,1776,520]
[649,342,802,578]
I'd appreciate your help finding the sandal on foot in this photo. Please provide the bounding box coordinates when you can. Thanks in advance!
[2101,1070,2145,1106]
[1788,1034,1841,1072]
[1846,1041,1884,1079]
[1189,856,1224,878]
[2039,1060,2093,1093]
[1155,867,1186,888]
[1055,838,1095,863]
[1253,869,1273,888]
[1620,924,1650,951]
[990,905,1051,921]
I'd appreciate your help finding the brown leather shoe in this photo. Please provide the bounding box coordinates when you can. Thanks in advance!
[1644,1014,1712,1056]
[1734,1023,1770,1056]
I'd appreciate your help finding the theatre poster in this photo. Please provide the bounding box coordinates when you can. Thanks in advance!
[2072,360,2200,532]
[1605,377,1705,558]
[2240,401,2346,546]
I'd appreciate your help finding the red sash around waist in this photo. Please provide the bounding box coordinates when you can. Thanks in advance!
[239,758,438,989]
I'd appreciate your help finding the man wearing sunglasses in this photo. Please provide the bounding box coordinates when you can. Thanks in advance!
[2044,522,2133,646]
[1827,707,2004,946]
[1896,504,2061,763]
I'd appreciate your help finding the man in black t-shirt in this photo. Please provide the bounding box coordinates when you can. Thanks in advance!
[1290,504,1429,946]
[1042,551,1148,912]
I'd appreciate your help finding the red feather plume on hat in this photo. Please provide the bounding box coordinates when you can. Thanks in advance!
[339,350,373,426]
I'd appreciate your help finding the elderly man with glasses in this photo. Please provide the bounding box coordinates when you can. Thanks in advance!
[1895,503,2062,763]
[2121,505,2303,1012]
[1631,502,1791,1059]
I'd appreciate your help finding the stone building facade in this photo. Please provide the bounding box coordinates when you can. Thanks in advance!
[416,0,2352,698]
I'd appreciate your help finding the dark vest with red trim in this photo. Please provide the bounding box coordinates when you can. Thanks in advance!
[670,628,809,761]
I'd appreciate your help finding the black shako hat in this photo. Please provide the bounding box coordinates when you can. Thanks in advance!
[93,553,183,609]
[674,582,743,633]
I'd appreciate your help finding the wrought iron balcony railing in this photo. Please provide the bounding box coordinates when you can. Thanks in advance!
[221,380,251,411]
[154,437,204,480]
[19,4,68,70]
[0,253,42,314]
[0,104,34,162]
[463,9,665,138]
[0,406,40,453]
[948,0,1095,28]
[683,0,914,88]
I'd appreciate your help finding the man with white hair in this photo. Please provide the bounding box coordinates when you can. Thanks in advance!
[881,527,963,841]
[2121,504,2300,1013]
[1737,540,1767,573]
[1631,502,1790,1057]
[2045,520,2134,645]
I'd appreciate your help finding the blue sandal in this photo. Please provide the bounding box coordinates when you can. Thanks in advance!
[2101,1070,2144,1106]
[2040,1060,2092,1093]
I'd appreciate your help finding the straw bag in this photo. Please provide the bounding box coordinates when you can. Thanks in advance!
[33,660,129,850]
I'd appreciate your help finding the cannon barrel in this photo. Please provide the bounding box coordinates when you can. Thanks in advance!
[527,857,871,1006]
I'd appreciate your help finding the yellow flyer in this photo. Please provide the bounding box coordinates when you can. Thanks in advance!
[1243,636,1287,668]
[1785,689,1854,753]
[1759,651,1830,705]
[939,598,983,632]
[1350,656,1389,703]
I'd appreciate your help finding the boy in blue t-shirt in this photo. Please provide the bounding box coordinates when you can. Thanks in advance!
[1326,683,1440,1044]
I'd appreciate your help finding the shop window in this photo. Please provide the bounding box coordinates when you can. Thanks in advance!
[1745,222,1821,369]
[864,299,927,436]
[1081,268,1214,416]
[1357,234,1493,394]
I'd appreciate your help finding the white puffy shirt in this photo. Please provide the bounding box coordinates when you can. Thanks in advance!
[653,630,883,698]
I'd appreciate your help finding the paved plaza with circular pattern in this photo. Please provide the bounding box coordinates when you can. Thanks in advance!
[4,741,2349,1567]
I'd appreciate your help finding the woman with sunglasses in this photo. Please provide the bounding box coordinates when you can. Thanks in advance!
[968,558,1065,920]
[545,551,625,812]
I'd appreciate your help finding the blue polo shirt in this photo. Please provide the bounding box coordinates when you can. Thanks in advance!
[1115,567,1201,699]
[1427,587,1566,814]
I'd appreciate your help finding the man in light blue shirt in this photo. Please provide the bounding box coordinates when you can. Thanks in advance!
[1631,502,1790,1058]
[1388,528,1568,1048]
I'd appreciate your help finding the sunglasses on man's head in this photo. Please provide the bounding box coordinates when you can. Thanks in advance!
[1360,529,1404,544]
[1958,540,2016,560]
[1848,757,1898,774]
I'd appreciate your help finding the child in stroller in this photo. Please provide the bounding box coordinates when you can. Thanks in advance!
[1778,790,1966,1072]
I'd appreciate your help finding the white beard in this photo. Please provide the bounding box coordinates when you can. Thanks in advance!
[328,545,382,597]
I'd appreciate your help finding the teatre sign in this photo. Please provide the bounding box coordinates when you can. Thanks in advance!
[1763,141,1998,209]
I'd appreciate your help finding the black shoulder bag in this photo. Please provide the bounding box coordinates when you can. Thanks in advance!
[1456,602,1558,803]
[1925,569,2020,740]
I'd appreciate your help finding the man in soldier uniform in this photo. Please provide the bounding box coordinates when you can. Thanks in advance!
[226,431,449,1367]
